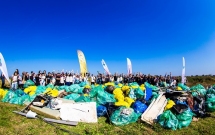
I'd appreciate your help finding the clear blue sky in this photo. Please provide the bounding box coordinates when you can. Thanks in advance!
[0,0,215,76]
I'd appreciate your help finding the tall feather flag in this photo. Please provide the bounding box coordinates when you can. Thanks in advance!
[101,59,111,75]
[0,53,10,83]
[182,57,186,84]
[77,50,88,75]
[127,58,132,75]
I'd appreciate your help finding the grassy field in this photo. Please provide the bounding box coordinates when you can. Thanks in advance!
[0,76,215,135]
[1,102,215,135]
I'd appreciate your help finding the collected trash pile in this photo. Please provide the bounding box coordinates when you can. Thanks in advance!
[0,80,215,130]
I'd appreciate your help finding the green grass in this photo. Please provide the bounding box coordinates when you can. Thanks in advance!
[1,102,215,135]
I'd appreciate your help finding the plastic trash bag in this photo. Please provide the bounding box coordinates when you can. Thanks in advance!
[24,80,35,88]
[176,87,182,91]
[205,94,215,112]
[124,97,135,107]
[9,94,31,105]
[115,101,130,107]
[190,84,205,91]
[206,102,215,112]
[24,86,37,95]
[75,95,91,102]
[105,82,115,86]
[129,82,139,89]
[165,100,175,111]
[207,88,215,95]
[190,84,206,97]
[158,110,179,130]
[144,87,152,101]
[46,84,55,89]
[97,105,107,117]
[132,101,148,114]
[97,89,116,105]
[0,89,8,99]
[105,85,115,94]
[14,89,26,96]
[139,84,146,91]
[46,89,59,97]
[68,84,81,93]
[64,93,80,101]
[121,86,130,92]
[178,83,190,91]
[79,82,87,87]
[89,85,103,98]
[35,86,46,95]
[2,90,16,103]
[129,89,136,100]
[144,82,159,91]
[110,107,139,126]
[113,88,124,102]
[135,88,145,99]
[177,110,193,129]
[118,83,123,88]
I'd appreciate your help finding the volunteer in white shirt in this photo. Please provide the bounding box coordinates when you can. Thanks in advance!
[60,74,65,86]
[40,73,46,86]
[69,74,74,85]
[11,72,18,90]
[91,74,95,85]
[65,73,70,86]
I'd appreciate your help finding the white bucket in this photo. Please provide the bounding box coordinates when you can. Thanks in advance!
[26,110,37,118]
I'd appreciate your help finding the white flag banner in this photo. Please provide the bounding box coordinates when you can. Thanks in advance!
[127,58,132,75]
[101,59,111,75]
[182,57,185,84]
[0,53,10,83]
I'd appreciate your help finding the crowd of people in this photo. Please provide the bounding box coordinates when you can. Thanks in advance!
[0,69,182,90]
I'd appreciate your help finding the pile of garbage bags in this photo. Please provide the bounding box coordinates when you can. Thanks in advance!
[0,80,215,130]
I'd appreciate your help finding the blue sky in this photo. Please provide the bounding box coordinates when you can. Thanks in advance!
[0,0,215,76]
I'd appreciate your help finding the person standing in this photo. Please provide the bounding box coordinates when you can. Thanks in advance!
[60,73,65,86]
[51,73,56,85]
[35,74,40,86]
[46,72,52,85]
[18,74,23,89]
[87,73,91,85]
[11,72,18,90]
[40,73,46,86]
[30,72,35,82]
[69,73,74,85]
[105,75,110,83]
[91,74,95,85]
[65,73,70,86]
[118,74,123,84]
[55,73,61,86]
[22,72,27,85]
[110,75,114,83]
[1,73,5,88]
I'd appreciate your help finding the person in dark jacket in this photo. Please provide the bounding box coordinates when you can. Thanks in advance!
[1,73,5,88]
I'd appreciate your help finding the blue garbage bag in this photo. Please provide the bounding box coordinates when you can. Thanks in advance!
[145,87,152,101]
[132,101,148,114]
[97,105,107,117]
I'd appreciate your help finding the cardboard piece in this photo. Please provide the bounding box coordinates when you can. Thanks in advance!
[60,102,98,123]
